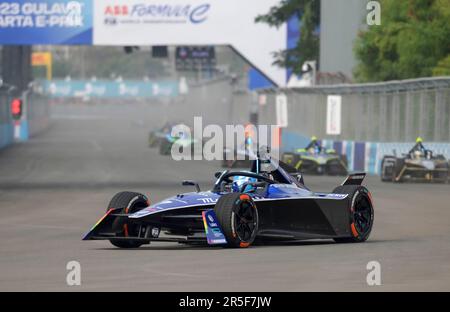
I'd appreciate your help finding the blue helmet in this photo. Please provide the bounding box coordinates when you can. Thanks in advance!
[232,175,257,193]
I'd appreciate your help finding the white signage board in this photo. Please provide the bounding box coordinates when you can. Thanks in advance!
[93,0,287,86]
[326,95,342,135]
[276,93,288,128]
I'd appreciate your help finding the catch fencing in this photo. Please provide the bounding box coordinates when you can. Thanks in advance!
[257,77,450,143]
[182,76,450,174]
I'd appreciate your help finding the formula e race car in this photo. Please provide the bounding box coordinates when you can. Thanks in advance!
[380,138,449,183]
[281,137,348,176]
[148,122,174,148]
[156,125,203,156]
[83,155,374,248]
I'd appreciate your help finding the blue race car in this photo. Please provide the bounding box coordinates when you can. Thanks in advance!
[83,155,374,248]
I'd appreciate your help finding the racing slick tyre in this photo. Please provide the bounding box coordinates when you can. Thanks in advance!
[159,140,172,155]
[331,185,374,243]
[380,156,396,182]
[214,193,259,248]
[282,153,296,166]
[107,191,150,248]
[148,133,159,148]
[341,155,348,168]
[435,157,449,183]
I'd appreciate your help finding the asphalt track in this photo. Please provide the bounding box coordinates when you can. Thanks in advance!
[1,103,450,291]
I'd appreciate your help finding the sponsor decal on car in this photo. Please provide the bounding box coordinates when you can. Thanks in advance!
[202,210,227,245]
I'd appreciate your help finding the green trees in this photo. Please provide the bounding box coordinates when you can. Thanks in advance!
[354,0,450,82]
[256,0,320,75]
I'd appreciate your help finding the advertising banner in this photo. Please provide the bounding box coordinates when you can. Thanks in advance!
[0,0,290,86]
[276,93,288,128]
[0,0,93,44]
[42,80,179,98]
[326,95,342,135]
[93,0,287,86]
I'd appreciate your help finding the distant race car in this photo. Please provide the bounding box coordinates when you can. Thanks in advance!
[282,137,348,176]
[380,138,449,183]
[148,122,174,148]
[155,124,204,156]
[158,133,199,156]
[83,154,374,248]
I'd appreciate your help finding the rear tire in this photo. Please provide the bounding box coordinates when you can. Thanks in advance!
[214,193,259,248]
[282,153,296,165]
[107,192,150,248]
[380,156,396,182]
[159,140,172,155]
[332,185,374,243]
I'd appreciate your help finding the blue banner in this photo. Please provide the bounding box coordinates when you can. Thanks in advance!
[42,80,179,98]
[0,0,93,44]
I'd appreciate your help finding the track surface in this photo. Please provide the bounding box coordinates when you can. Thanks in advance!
[1,103,450,291]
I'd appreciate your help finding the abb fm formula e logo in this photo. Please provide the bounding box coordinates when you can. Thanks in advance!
[103,3,210,25]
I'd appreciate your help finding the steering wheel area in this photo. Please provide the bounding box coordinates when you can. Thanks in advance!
[214,171,276,194]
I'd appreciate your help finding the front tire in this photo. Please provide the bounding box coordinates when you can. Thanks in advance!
[107,191,149,248]
[214,193,259,248]
[332,185,374,243]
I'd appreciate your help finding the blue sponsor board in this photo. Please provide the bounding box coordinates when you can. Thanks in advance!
[42,80,179,98]
[0,0,93,44]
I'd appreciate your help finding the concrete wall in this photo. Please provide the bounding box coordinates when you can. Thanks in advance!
[0,92,13,149]
[0,91,50,150]
[319,0,367,78]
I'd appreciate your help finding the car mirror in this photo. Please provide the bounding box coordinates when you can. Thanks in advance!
[214,172,222,179]
[182,180,201,192]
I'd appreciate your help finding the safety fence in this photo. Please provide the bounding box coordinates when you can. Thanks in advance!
[258,77,450,143]
[181,76,450,175]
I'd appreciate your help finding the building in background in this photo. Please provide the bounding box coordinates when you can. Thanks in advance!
[319,0,367,82]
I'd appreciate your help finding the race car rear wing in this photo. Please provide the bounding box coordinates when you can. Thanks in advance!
[341,173,366,186]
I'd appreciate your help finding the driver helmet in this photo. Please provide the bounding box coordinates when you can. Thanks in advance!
[414,150,422,159]
[314,145,321,154]
[416,137,423,144]
[232,175,257,193]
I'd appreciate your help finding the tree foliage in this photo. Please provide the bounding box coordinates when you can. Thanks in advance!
[354,0,450,82]
[255,0,320,74]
